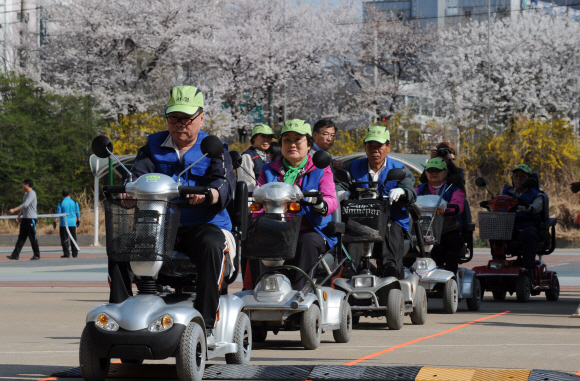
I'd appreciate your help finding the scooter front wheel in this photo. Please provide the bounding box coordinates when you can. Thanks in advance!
[545,275,560,301]
[176,321,206,381]
[386,288,404,330]
[79,326,110,381]
[300,304,322,350]
[516,274,531,303]
[410,286,427,324]
[225,312,252,364]
[443,279,459,314]
[466,277,482,311]
[333,300,352,343]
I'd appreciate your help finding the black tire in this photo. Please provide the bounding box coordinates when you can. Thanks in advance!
[545,275,560,301]
[251,324,268,343]
[176,321,206,381]
[226,312,252,364]
[516,274,531,303]
[333,300,352,343]
[300,304,322,350]
[443,279,458,314]
[79,326,110,381]
[352,315,360,325]
[120,359,143,364]
[410,286,427,325]
[386,288,404,330]
[466,277,482,311]
[492,290,506,300]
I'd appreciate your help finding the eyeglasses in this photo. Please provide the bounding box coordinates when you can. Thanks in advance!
[320,132,336,138]
[166,112,202,126]
[282,137,307,146]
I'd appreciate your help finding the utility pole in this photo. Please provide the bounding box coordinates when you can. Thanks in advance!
[374,20,378,124]
[19,0,27,67]
[283,0,287,124]
[486,0,491,131]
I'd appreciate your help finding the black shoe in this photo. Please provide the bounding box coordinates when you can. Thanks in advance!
[6,255,18,260]
[30,256,40,260]
[61,255,70,258]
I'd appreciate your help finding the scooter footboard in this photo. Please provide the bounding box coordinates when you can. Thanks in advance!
[215,294,245,345]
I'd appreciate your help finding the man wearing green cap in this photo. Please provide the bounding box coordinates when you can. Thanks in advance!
[109,85,236,349]
[415,158,466,274]
[237,124,277,192]
[500,163,544,285]
[347,126,416,279]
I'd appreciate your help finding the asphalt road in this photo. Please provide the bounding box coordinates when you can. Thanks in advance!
[1,246,580,381]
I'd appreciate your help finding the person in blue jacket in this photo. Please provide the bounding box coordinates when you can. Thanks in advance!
[109,86,236,350]
[347,126,416,279]
[53,189,81,258]
[501,164,544,285]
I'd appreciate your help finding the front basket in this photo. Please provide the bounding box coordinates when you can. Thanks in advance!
[242,213,301,260]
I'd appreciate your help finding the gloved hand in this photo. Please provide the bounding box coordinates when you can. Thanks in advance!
[53,221,56,230]
[304,189,324,209]
[388,188,405,205]
[76,220,80,228]
[517,205,530,213]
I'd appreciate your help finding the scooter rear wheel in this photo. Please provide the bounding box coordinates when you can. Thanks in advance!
[386,288,404,330]
[225,312,252,364]
[443,279,459,314]
[466,277,482,311]
[516,274,531,303]
[410,286,427,325]
[176,321,206,381]
[545,275,560,301]
[333,300,352,343]
[300,304,322,350]
[79,326,110,381]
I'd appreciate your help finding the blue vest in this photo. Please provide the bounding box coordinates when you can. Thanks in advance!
[148,131,232,231]
[243,146,268,181]
[261,164,338,249]
[349,157,410,231]
[417,182,462,226]
[501,185,541,229]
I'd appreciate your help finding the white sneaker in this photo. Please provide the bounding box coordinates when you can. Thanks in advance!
[206,329,216,350]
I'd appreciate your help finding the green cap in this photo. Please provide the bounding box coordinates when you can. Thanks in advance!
[425,157,448,171]
[251,124,278,139]
[364,126,390,144]
[512,163,532,175]
[281,119,312,136]
[166,86,204,116]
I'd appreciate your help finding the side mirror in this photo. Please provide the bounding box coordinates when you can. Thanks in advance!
[312,150,332,169]
[92,136,113,159]
[522,177,538,189]
[386,168,405,182]
[200,135,224,159]
[229,151,243,170]
[475,177,487,188]
[334,169,352,184]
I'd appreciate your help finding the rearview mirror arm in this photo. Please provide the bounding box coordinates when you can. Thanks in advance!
[106,147,134,183]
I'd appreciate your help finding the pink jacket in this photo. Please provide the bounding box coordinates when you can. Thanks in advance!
[415,180,465,214]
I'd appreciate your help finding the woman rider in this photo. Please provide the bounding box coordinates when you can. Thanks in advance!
[257,119,338,290]
[415,157,465,274]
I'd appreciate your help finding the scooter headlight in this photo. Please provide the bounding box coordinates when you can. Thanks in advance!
[148,314,173,332]
[354,276,374,288]
[489,261,503,270]
[262,277,280,292]
[95,313,119,332]
[416,259,428,271]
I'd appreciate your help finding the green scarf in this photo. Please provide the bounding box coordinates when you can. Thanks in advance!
[282,156,308,185]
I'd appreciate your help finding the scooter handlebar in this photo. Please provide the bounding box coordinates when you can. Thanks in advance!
[479,200,489,208]
[302,191,321,197]
[444,203,460,216]
[179,186,209,198]
[177,186,214,208]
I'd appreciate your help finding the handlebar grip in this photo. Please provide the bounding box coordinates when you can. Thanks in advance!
[517,199,530,207]
[179,186,209,198]
[302,191,321,197]
[479,201,489,208]
[444,204,460,216]
[103,185,126,194]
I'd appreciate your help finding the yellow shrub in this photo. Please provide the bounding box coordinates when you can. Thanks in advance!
[104,112,166,155]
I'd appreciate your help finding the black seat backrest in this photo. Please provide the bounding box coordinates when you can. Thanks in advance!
[530,172,540,190]
[227,181,248,241]
[461,198,472,234]
[538,192,549,223]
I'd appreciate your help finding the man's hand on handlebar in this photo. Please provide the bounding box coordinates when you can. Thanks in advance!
[570,181,580,194]
[388,188,405,205]
[186,189,219,205]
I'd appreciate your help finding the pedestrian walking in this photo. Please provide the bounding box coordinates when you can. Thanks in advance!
[53,189,81,258]
[7,179,40,260]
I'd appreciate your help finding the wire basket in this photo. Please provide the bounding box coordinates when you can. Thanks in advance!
[104,199,181,262]
[478,212,515,241]
[419,214,444,245]
[242,213,302,260]
[341,199,390,243]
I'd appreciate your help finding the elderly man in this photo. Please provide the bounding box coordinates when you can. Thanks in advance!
[309,119,343,170]
[109,85,235,349]
[347,126,416,279]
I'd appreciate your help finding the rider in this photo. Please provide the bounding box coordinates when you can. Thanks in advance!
[348,126,416,279]
[237,124,277,192]
[109,85,236,349]
[257,119,338,290]
[415,158,465,274]
[502,163,544,284]
[420,141,465,191]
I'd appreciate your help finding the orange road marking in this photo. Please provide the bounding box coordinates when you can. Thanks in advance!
[576,369,580,375]
[344,311,511,366]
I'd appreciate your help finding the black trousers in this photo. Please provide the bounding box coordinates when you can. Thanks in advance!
[108,223,227,329]
[430,230,464,275]
[60,226,78,257]
[512,228,540,269]
[11,218,40,258]
[373,222,406,279]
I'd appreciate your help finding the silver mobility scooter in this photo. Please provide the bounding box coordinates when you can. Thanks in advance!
[80,136,251,381]
[234,151,352,350]
[332,168,426,330]
[406,192,481,314]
